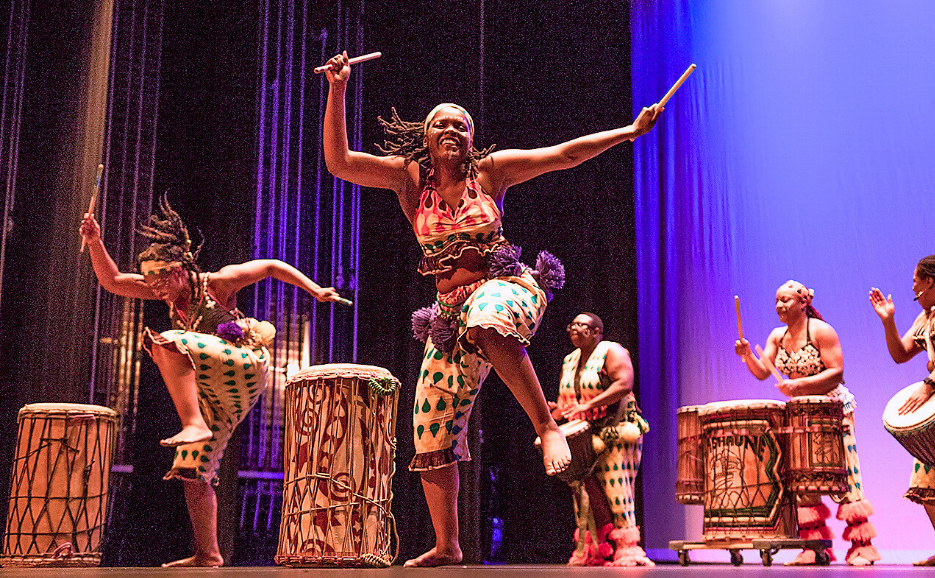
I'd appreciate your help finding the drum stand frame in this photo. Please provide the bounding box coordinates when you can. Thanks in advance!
[668,538,832,567]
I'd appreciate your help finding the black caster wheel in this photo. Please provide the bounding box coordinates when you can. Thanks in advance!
[760,550,773,567]
[815,550,831,566]
[730,550,743,566]
[678,550,690,567]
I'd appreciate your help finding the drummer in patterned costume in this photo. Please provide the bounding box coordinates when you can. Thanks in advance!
[320,51,662,566]
[736,280,880,566]
[549,313,653,567]
[870,254,935,566]
[79,199,341,567]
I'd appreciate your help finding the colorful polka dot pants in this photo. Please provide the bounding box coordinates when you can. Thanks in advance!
[410,271,547,470]
[146,328,269,485]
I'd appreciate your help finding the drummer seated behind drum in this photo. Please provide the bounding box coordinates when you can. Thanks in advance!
[736,280,880,566]
[548,313,653,567]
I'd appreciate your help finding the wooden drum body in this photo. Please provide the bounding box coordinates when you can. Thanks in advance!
[699,400,795,544]
[784,396,847,494]
[676,405,704,505]
[2,403,117,567]
[883,382,935,465]
[535,419,595,484]
[276,364,400,567]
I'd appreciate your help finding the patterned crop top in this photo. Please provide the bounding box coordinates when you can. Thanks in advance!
[774,318,825,377]
[412,170,509,276]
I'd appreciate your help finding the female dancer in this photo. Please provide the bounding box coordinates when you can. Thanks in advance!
[80,199,340,566]
[321,51,661,566]
[870,255,935,565]
[736,280,879,566]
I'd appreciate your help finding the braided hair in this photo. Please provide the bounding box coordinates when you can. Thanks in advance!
[376,107,495,177]
[136,196,204,303]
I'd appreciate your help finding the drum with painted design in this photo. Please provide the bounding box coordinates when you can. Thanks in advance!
[2,403,117,567]
[883,382,935,466]
[675,405,704,505]
[276,364,400,567]
[783,396,847,494]
[699,399,796,544]
[535,418,595,484]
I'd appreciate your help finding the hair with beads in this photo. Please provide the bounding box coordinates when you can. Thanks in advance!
[917,255,935,281]
[136,195,204,300]
[376,107,495,177]
[779,279,824,321]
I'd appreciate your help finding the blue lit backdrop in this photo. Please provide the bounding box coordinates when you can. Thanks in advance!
[633,0,935,561]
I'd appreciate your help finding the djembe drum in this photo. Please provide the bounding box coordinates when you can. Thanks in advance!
[276,364,400,567]
[883,382,935,465]
[2,403,117,567]
[676,405,704,505]
[699,400,795,544]
[783,396,847,494]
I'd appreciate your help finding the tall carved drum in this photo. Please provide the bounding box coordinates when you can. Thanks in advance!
[699,400,795,543]
[676,405,704,505]
[2,403,117,567]
[276,364,400,567]
[784,396,847,494]
[883,382,935,465]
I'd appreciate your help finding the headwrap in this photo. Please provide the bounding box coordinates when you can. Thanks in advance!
[423,103,474,139]
[779,279,823,321]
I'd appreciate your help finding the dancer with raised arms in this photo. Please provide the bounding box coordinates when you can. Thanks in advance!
[321,51,662,566]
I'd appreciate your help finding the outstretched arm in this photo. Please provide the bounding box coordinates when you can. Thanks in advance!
[561,343,634,419]
[322,52,413,194]
[209,260,340,305]
[478,105,662,198]
[79,213,157,300]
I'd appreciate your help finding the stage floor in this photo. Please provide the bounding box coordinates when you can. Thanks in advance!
[0,564,925,577]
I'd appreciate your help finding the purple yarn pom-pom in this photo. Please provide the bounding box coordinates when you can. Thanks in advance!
[534,250,565,293]
[488,244,524,278]
[429,313,459,354]
[216,321,244,342]
[411,305,435,342]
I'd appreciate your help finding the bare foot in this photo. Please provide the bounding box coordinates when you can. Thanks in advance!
[403,546,462,567]
[914,555,935,566]
[538,425,571,476]
[161,554,223,567]
[160,425,212,447]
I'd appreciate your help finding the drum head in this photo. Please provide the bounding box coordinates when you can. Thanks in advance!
[288,363,396,384]
[19,403,116,418]
[883,382,935,431]
[698,399,785,417]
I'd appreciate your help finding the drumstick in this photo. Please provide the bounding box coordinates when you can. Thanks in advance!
[314,52,382,74]
[658,63,696,107]
[335,297,353,307]
[755,344,784,384]
[734,295,744,341]
[80,164,104,253]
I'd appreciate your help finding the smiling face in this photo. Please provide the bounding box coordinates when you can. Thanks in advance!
[141,260,187,303]
[775,286,806,324]
[424,107,473,166]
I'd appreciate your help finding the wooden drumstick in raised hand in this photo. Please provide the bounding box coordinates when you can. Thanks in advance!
[755,344,784,385]
[658,63,696,107]
[314,52,382,74]
[734,295,744,341]
[80,163,104,253]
